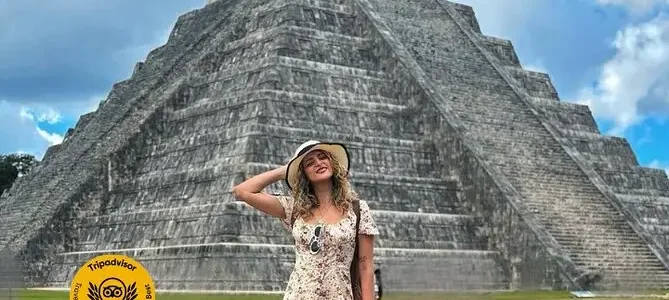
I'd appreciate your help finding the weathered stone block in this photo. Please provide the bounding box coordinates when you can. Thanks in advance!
[528,97,600,134]
[481,36,521,67]
[505,66,559,99]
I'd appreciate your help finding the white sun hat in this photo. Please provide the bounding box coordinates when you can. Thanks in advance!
[285,140,350,190]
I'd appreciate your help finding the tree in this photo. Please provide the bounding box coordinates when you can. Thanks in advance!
[0,153,38,196]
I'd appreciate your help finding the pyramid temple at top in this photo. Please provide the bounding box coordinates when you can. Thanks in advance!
[2,0,669,293]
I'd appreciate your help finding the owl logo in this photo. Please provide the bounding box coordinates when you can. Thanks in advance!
[86,277,138,300]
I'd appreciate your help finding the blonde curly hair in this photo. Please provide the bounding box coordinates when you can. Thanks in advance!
[290,150,358,220]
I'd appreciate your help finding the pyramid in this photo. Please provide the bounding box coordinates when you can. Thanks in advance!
[1,0,669,293]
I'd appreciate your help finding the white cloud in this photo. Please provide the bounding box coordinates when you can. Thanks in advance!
[19,107,34,121]
[573,14,669,135]
[2,94,101,159]
[18,106,62,124]
[13,104,65,147]
[35,127,63,146]
[37,107,61,124]
[0,100,53,159]
[648,159,669,176]
[596,0,669,15]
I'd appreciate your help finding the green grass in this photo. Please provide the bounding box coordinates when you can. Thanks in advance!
[7,289,668,300]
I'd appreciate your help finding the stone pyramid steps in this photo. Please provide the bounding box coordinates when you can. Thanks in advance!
[616,194,669,212]
[130,126,436,180]
[114,11,430,217]
[464,15,669,288]
[376,247,508,290]
[216,24,371,69]
[163,91,408,142]
[375,213,488,249]
[503,66,559,100]
[596,167,669,193]
[129,136,429,181]
[526,97,599,134]
[169,90,404,126]
[614,187,669,198]
[174,55,395,110]
[369,0,669,286]
[548,231,657,250]
[79,1,508,290]
[47,243,508,291]
[73,200,484,251]
[107,163,457,214]
[447,69,669,287]
[269,56,395,96]
[109,24,425,219]
[448,97,666,283]
[568,252,665,267]
[12,0,508,292]
[553,123,669,257]
[47,243,298,291]
[233,4,507,289]
[269,56,392,92]
[0,1,292,245]
[252,0,358,36]
[111,131,439,202]
[162,94,409,143]
[566,135,639,170]
[5,0,666,292]
[274,26,378,71]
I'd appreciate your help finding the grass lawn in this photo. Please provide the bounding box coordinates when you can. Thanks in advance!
[8,289,669,300]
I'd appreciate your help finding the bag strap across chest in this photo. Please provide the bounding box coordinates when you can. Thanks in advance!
[350,200,362,300]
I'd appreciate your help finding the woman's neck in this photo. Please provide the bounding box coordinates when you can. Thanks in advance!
[312,181,333,206]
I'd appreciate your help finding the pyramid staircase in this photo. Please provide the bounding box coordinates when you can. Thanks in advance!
[360,0,669,290]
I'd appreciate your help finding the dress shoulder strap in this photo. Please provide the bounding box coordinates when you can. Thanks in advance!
[290,202,298,228]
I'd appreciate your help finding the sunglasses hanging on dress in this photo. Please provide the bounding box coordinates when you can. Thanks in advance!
[309,224,323,254]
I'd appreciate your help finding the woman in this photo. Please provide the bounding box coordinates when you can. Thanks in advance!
[232,140,379,300]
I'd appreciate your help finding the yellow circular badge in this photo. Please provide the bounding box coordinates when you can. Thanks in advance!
[69,254,156,300]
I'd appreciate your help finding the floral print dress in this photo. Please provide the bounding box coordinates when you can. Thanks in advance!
[276,196,380,300]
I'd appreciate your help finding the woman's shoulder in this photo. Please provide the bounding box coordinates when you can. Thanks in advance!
[273,194,298,230]
[351,198,371,209]
[351,198,379,235]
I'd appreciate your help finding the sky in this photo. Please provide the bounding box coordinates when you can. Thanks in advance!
[0,0,667,175]
[454,0,669,175]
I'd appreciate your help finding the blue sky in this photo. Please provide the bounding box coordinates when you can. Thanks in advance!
[0,0,667,174]
[454,0,669,174]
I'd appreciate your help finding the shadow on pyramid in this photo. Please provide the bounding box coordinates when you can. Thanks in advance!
[0,248,26,299]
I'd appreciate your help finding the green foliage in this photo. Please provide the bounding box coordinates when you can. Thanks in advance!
[0,153,38,195]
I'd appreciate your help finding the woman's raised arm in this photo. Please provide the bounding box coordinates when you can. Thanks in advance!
[232,165,288,218]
